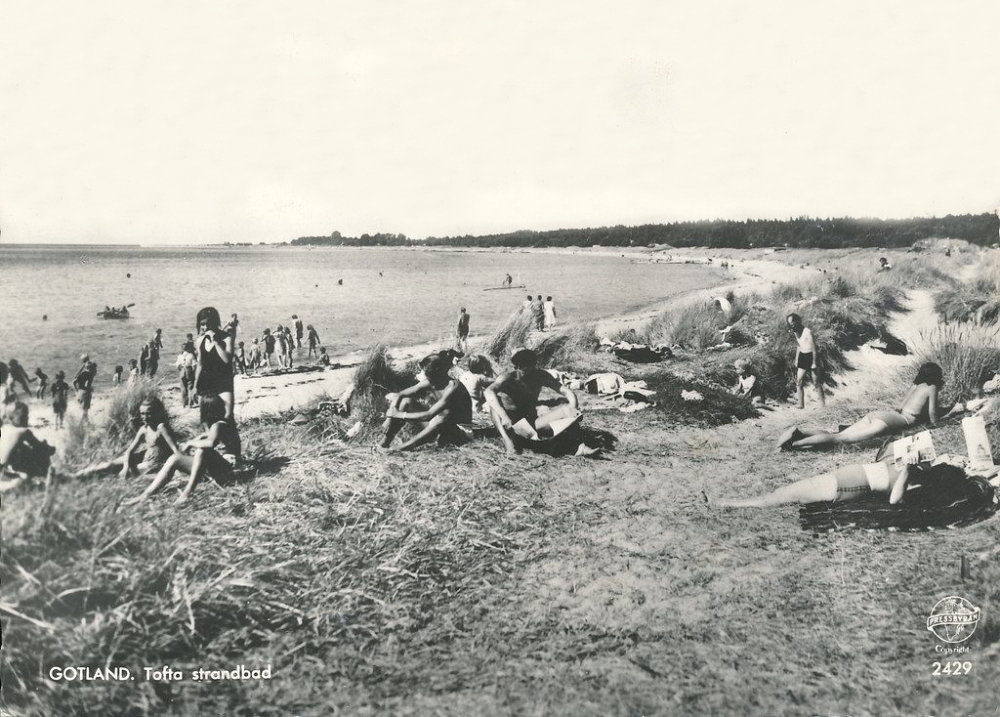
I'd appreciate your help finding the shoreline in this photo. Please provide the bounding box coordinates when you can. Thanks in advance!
[20,250,815,449]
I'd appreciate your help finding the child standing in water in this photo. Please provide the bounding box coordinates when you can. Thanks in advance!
[51,371,69,429]
[306,325,321,358]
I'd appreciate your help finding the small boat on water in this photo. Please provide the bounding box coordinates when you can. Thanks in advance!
[98,307,131,320]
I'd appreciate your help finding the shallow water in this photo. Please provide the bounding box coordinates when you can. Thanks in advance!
[0,245,722,394]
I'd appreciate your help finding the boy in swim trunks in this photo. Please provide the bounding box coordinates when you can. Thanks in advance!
[484,348,581,455]
[380,353,473,451]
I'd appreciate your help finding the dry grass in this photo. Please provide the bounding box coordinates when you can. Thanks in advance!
[480,310,535,364]
[914,323,1000,404]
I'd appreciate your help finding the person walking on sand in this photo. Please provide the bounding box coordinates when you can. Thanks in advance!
[293,315,304,348]
[543,296,556,331]
[73,357,96,420]
[274,325,289,368]
[457,308,470,352]
[33,368,48,400]
[175,343,197,408]
[306,325,321,358]
[786,313,825,409]
[140,340,159,378]
[530,296,545,330]
[7,360,32,395]
[247,338,261,371]
[50,371,69,429]
[234,341,248,376]
[261,329,276,369]
[504,273,513,287]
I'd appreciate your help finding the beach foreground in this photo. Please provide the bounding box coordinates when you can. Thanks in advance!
[3,245,999,716]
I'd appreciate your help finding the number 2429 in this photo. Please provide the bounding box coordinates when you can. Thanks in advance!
[932,661,971,676]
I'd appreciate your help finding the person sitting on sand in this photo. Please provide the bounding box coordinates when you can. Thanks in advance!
[732,358,764,406]
[194,307,235,420]
[786,313,825,409]
[306,325,321,358]
[484,347,591,455]
[318,347,331,366]
[70,396,181,480]
[129,395,241,505]
[51,371,70,429]
[777,362,984,451]
[456,354,495,414]
[712,453,971,509]
[380,353,474,452]
[0,402,56,491]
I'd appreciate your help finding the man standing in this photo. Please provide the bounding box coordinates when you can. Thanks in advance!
[293,315,304,348]
[140,340,159,377]
[456,308,470,352]
[529,295,545,330]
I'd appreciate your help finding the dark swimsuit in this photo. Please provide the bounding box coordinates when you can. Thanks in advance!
[197,336,235,396]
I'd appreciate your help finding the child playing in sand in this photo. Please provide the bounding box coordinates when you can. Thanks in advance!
[51,371,69,429]
[34,368,48,399]
[732,358,764,406]
[0,402,56,491]
[381,353,474,451]
[307,325,321,358]
[71,396,181,480]
[129,395,241,505]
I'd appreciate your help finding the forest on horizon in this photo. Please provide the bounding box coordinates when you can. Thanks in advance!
[289,213,999,250]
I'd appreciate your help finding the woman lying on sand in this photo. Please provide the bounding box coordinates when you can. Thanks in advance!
[380,353,473,451]
[715,454,927,508]
[777,362,983,451]
[128,395,242,505]
[70,397,180,480]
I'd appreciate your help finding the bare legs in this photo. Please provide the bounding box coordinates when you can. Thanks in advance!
[795,368,826,409]
[127,449,231,504]
[715,465,869,508]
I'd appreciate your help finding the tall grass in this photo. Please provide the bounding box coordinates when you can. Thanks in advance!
[347,343,417,431]
[481,310,535,363]
[913,323,1000,403]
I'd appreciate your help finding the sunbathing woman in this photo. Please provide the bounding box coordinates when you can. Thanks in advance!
[129,395,241,505]
[714,454,923,508]
[70,396,180,479]
[380,353,473,451]
[777,362,979,451]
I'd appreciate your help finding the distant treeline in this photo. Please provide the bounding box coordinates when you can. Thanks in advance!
[291,213,998,250]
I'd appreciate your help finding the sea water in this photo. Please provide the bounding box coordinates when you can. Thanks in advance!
[0,244,722,392]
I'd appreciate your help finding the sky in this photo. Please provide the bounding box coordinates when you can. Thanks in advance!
[2,1,998,245]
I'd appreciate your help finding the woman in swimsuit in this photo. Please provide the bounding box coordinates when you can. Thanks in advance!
[714,454,922,508]
[70,396,180,479]
[778,362,975,451]
[129,395,242,505]
[787,313,825,409]
[194,307,235,420]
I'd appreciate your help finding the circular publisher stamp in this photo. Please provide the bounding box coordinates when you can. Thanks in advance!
[927,596,981,644]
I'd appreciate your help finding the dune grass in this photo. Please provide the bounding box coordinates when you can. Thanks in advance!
[913,323,1000,404]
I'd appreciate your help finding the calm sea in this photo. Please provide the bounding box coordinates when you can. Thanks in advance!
[0,245,722,391]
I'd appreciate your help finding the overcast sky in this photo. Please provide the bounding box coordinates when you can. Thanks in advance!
[2,1,998,244]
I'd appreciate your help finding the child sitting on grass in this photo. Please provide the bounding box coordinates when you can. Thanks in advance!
[70,396,181,480]
[380,353,473,451]
[731,358,764,406]
[0,402,56,491]
[128,395,242,505]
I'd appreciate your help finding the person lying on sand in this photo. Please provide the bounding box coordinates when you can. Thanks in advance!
[0,402,56,491]
[713,454,978,509]
[70,396,181,480]
[128,395,241,505]
[777,362,985,451]
[380,353,473,451]
[484,348,598,456]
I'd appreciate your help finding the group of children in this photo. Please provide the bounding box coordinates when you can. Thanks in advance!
[239,317,323,373]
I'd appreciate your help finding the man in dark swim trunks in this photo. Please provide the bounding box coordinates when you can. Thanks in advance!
[484,348,582,455]
[380,353,473,452]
